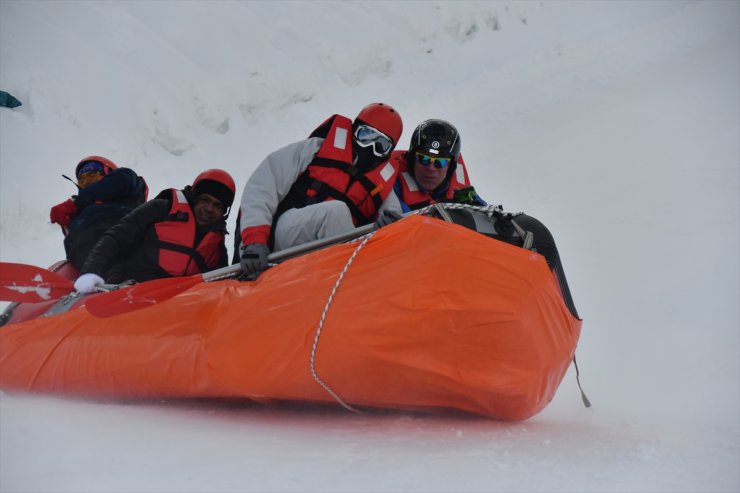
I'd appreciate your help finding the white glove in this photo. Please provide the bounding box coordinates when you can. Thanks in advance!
[74,273,105,294]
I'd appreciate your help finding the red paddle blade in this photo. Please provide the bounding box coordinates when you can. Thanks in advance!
[0,262,74,302]
[85,275,202,318]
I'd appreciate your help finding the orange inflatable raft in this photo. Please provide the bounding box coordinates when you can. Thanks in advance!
[0,211,582,420]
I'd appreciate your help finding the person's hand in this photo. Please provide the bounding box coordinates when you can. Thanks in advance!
[74,273,105,294]
[452,186,478,205]
[50,199,77,228]
[375,210,403,229]
[240,243,270,276]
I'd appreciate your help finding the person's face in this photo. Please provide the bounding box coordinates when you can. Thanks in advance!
[193,193,224,227]
[413,152,450,191]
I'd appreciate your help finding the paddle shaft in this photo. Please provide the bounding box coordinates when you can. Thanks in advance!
[201,222,377,282]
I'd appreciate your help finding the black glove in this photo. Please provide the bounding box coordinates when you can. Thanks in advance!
[240,243,270,276]
[375,210,403,229]
[452,186,478,205]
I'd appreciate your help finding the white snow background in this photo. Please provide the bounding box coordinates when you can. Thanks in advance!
[0,1,738,492]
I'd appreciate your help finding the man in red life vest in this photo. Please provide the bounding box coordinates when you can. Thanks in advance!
[73,169,235,294]
[49,155,148,270]
[237,102,405,277]
[390,119,486,212]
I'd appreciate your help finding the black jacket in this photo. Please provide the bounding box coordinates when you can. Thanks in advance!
[64,168,147,269]
[80,193,228,284]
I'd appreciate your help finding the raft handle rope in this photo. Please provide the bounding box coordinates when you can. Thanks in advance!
[510,219,535,250]
[431,202,455,223]
[309,231,377,414]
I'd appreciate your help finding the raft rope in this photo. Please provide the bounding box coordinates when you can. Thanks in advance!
[309,231,377,414]
[573,354,592,408]
[418,202,506,218]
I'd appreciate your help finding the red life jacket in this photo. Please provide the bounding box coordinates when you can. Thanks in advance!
[154,189,225,276]
[277,115,399,226]
[393,151,472,210]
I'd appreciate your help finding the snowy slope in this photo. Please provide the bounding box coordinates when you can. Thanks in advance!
[1,1,738,492]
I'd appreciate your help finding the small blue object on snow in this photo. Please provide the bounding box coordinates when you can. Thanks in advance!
[0,91,22,108]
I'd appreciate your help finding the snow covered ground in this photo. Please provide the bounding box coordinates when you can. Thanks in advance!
[1,1,738,491]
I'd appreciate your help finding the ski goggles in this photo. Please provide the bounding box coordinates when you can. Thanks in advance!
[415,152,451,169]
[76,161,105,177]
[77,171,104,188]
[354,124,394,157]
[76,161,106,188]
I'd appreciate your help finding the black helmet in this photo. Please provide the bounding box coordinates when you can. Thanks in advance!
[409,119,461,164]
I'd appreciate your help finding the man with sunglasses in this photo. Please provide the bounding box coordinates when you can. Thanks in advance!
[236,102,404,277]
[49,156,148,270]
[391,119,486,212]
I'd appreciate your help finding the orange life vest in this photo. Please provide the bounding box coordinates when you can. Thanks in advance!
[393,152,472,210]
[155,189,225,276]
[277,115,399,226]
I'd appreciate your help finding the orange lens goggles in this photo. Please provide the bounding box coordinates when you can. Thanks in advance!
[77,171,104,188]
